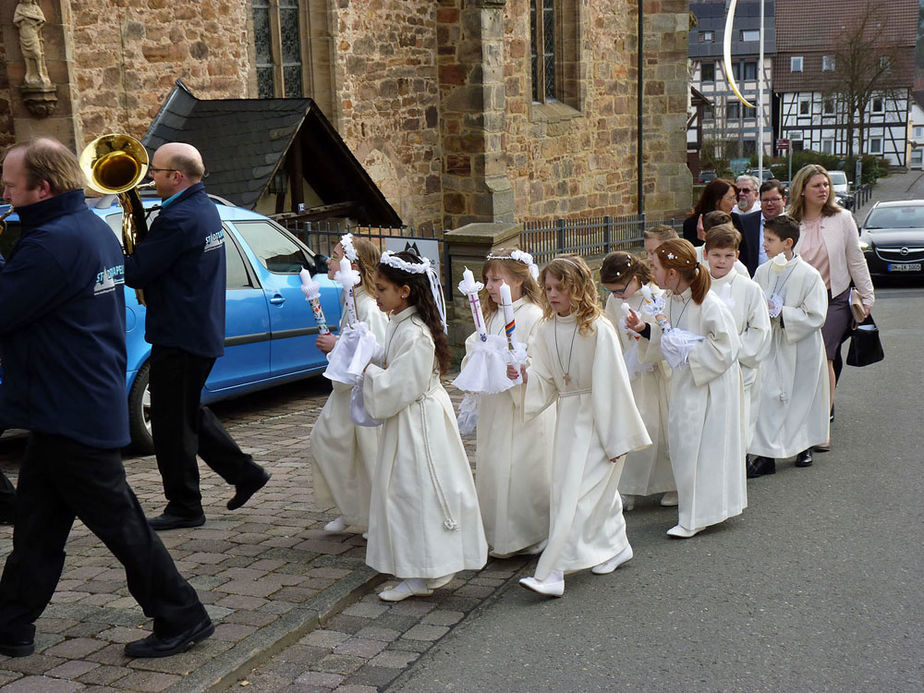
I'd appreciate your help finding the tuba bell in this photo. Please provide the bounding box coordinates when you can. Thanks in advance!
[79,134,150,304]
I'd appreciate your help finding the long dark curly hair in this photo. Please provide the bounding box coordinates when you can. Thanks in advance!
[376,251,451,375]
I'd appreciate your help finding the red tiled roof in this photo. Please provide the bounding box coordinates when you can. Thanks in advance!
[774,0,917,92]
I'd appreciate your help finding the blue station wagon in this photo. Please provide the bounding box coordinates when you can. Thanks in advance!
[0,196,343,452]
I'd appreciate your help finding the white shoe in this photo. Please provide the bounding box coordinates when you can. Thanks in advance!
[620,494,636,511]
[323,516,347,533]
[378,578,433,602]
[591,545,634,575]
[518,571,564,598]
[666,524,702,539]
[427,574,455,590]
[659,492,679,507]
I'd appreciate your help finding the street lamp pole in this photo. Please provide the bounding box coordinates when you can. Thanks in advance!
[758,0,764,179]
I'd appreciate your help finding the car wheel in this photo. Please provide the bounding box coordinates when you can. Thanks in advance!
[128,362,155,455]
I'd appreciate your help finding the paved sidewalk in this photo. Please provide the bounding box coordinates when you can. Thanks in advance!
[0,376,517,692]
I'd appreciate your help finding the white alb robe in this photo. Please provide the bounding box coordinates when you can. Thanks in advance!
[363,306,487,579]
[462,298,554,555]
[604,287,674,496]
[750,255,830,458]
[709,271,772,448]
[309,287,388,529]
[638,289,747,533]
[524,313,651,580]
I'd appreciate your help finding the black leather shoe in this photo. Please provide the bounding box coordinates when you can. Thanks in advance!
[227,467,271,510]
[746,456,776,479]
[147,513,206,531]
[795,449,814,467]
[0,638,34,657]
[124,616,214,658]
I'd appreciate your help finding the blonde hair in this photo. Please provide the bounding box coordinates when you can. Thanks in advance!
[3,137,85,194]
[787,164,841,221]
[643,224,679,242]
[538,255,603,335]
[704,224,741,252]
[352,237,380,295]
[480,248,542,318]
[654,239,712,305]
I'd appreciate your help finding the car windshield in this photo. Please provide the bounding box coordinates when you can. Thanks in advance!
[828,171,848,185]
[864,206,924,229]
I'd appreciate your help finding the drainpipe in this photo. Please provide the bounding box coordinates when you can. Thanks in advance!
[637,0,644,216]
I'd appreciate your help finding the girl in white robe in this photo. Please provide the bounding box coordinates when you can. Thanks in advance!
[461,249,554,557]
[626,239,747,539]
[749,216,830,471]
[517,255,651,598]
[703,226,772,449]
[600,251,674,508]
[363,250,487,602]
[310,236,388,533]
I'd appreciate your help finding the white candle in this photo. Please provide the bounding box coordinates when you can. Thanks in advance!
[499,281,515,346]
[463,267,475,286]
[339,257,358,325]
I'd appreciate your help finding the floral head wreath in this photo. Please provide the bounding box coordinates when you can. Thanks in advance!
[340,233,358,262]
[380,251,448,334]
[485,249,540,280]
[661,250,693,266]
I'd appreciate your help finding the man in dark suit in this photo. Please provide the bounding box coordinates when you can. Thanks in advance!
[736,208,762,276]
[125,142,270,531]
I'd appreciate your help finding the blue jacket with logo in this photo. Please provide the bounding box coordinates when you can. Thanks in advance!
[0,189,130,448]
[124,182,226,358]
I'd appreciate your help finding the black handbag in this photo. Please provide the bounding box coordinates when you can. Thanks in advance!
[846,315,884,367]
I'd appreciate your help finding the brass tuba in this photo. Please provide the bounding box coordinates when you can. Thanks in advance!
[79,134,150,304]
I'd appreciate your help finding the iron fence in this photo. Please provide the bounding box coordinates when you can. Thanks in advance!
[520,214,685,266]
[272,216,451,293]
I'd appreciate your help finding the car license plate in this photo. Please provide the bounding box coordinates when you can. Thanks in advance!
[888,263,921,272]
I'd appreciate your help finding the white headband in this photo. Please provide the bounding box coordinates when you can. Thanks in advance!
[380,251,448,334]
[485,249,540,279]
[340,233,357,262]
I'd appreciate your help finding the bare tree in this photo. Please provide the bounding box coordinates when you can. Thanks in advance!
[826,2,904,158]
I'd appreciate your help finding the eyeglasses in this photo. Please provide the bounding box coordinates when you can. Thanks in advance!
[738,188,755,194]
[608,285,629,297]
[761,197,784,204]
[148,168,178,175]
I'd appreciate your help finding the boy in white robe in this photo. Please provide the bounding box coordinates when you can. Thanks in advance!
[363,251,487,602]
[515,255,650,598]
[749,215,830,475]
[704,225,771,451]
[310,236,387,533]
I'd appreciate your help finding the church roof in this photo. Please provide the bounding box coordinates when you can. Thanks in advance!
[143,80,401,225]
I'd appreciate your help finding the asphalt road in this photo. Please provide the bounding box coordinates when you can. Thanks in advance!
[392,284,924,692]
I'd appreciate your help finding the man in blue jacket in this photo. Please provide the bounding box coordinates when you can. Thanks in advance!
[125,142,269,531]
[0,137,213,658]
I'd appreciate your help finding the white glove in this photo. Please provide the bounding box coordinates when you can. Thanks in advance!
[768,294,783,319]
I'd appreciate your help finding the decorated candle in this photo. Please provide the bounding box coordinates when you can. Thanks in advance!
[639,284,671,333]
[299,268,330,335]
[499,281,516,348]
[458,266,487,342]
[339,256,359,325]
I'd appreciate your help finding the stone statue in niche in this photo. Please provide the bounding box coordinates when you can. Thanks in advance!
[14,0,57,117]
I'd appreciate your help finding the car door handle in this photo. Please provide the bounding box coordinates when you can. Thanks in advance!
[269,294,286,305]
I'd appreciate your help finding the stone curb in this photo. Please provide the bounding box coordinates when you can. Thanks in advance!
[167,566,386,692]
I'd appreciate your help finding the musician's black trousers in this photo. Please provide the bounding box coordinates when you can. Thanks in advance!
[0,433,206,642]
[149,345,261,518]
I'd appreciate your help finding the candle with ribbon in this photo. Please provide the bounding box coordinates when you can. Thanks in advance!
[299,268,330,335]
[335,256,360,326]
[639,284,671,333]
[458,267,487,342]
[498,280,516,350]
